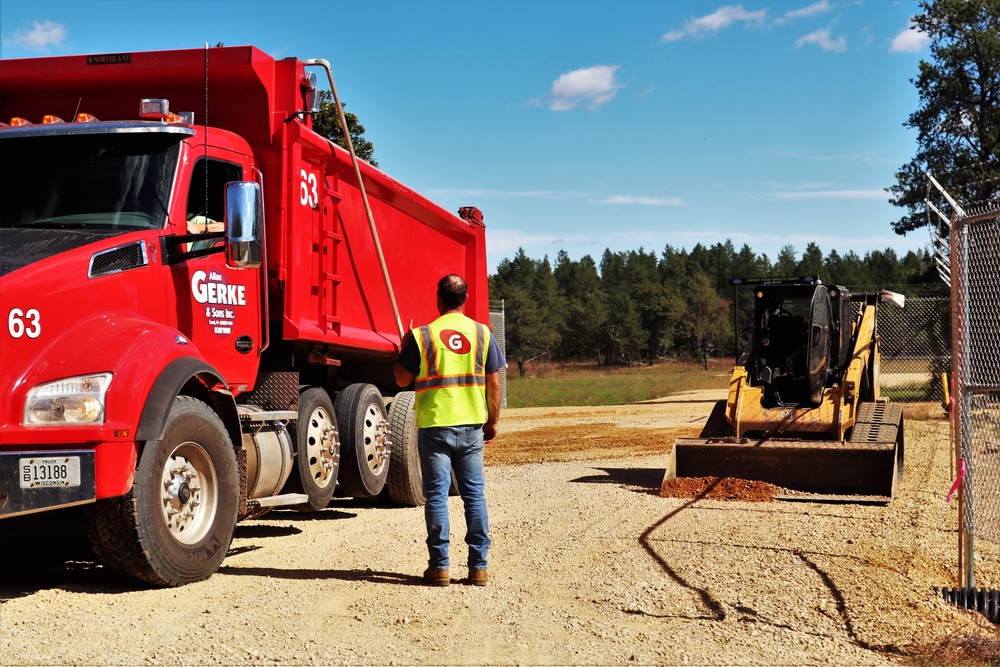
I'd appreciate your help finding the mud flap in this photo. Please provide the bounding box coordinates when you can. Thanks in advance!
[665,401,904,501]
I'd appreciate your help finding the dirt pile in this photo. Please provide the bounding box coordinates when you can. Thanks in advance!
[659,475,781,501]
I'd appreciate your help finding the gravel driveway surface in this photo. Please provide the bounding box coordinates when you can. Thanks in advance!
[1,391,998,665]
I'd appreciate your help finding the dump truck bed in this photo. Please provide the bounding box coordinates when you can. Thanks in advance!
[0,46,490,370]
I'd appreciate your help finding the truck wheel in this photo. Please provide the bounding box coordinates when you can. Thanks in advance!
[285,387,340,511]
[335,383,390,499]
[382,392,460,503]
[85,396,238,586]
[386,391,424,506]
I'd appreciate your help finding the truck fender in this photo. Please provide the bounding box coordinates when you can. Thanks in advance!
[135,357,241,454]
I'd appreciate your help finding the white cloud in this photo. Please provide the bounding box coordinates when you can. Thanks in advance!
[7,19,67,52]
[772,189,889,200]
[428,187,683,207]
[549,65,622,111]
[428,187,581,201]
[890,20,930,54]
[596,195,685,207]
[795,26,847,52]
[781,1,833,22]
[485,228,595,264]
[661,5,767,42]
[776,150,897,165]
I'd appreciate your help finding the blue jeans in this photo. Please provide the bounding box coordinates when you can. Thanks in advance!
[418,425,491,570]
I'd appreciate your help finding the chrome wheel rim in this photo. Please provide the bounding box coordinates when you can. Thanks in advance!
[306,406,339,488]
[361,402,390,476]
[160,442,218,545]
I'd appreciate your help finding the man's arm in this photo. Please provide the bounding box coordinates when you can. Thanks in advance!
[394,331,418,388]
[394,363,416,388]
[483,370,501,443]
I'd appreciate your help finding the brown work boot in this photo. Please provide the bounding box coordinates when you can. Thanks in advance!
[468,568,488,586]
[422,567,450,587]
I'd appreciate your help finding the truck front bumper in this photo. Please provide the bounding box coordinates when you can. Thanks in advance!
[0,450,96,518]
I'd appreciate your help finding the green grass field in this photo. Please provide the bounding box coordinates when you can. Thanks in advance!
[503,359,947,409]
[503,360,730,408]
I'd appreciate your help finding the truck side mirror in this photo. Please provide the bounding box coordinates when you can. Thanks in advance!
[225,181,263,269]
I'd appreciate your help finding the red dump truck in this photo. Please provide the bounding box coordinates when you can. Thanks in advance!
[0,46,491,586]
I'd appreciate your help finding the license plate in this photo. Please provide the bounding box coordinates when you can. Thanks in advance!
[19,456,82,489]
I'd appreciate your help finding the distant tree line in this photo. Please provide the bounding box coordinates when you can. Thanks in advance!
[490,242,943,375]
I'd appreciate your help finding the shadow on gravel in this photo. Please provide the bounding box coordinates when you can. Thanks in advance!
[252,509,359,522]
[637,479,728,621]
[216,565,426,586]
[569,466,664,493]
[0,507,133,597]
[0,533,140,598]
[234,523,302,539]
[637,481,909,661]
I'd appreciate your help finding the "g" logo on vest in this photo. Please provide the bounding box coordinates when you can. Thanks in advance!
[440,329,471,354]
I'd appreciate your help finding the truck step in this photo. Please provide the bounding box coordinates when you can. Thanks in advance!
[237,406,298,422]
[248,493,309,508]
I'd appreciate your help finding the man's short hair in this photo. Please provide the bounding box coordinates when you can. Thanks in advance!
[437,274,468,310]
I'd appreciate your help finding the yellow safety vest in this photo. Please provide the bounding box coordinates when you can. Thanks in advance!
[413,312,490,428]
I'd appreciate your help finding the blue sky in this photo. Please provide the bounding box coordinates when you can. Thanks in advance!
[1,0,933,273]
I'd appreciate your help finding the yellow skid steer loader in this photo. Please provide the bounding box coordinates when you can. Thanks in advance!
[665,277,906,501]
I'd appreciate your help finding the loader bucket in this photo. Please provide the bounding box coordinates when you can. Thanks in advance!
[664,400,904,501]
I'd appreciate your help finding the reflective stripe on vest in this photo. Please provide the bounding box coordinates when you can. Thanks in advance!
[413,313,489,428]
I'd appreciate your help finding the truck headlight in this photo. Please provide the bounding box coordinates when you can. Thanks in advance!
[24,373,113,425]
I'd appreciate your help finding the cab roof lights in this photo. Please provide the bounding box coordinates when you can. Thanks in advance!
[3,112,101,127]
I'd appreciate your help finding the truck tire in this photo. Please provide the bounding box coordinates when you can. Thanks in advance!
[386,391,424,506]
[335,383,390,499]
[285,387,340,511]
[85,396,238,587]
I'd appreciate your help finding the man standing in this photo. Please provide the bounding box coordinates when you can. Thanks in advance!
[394,274,505,586]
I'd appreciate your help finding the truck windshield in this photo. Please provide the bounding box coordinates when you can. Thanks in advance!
[0,132,181,231]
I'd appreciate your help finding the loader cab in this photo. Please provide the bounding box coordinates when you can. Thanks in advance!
[752,283,833,407]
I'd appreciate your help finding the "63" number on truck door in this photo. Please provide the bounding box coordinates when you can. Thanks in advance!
[8,308,41,339]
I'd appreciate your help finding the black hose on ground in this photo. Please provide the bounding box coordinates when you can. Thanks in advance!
[934,586,1000,623]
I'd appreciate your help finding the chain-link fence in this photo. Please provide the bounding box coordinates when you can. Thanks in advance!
[877,290,951,403]
[489,300,507,408]
[952,202,1000,591]
[953,203,1000,538]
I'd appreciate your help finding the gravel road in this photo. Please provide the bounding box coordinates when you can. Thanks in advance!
[1,390,998,666]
